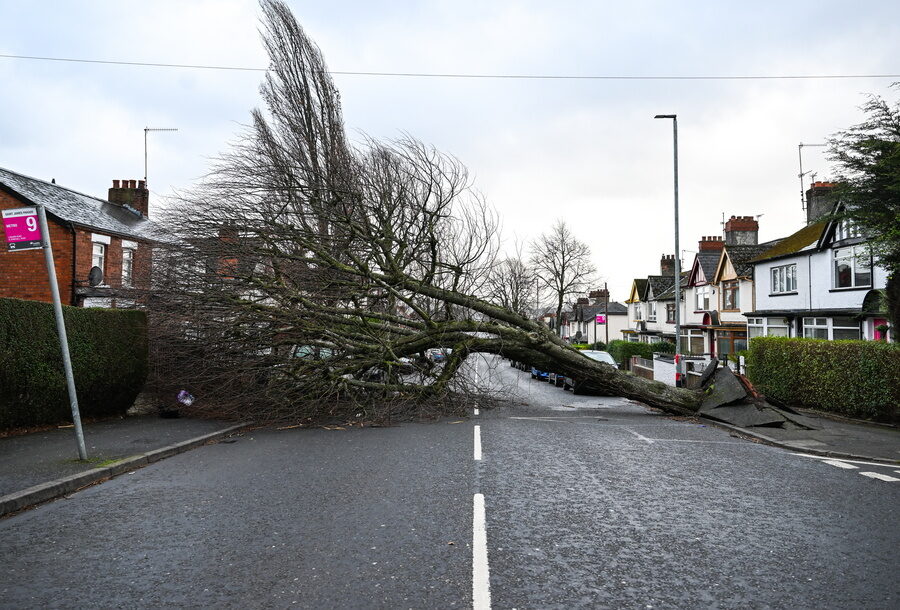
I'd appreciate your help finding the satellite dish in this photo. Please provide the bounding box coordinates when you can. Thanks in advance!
[88,266,104,287]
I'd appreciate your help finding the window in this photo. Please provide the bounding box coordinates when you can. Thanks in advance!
[121,248,134,287]
[832,316,861,340]
[648,302,657,322]
[771,264,797,294]
[92,242,106,274]
[833,246,872,289]
[633,304,642,320]
[666,303,676,324]
[835,220,861,242]
[747,317,764,338]
[680,329,705,355]
[722,281,740,310]
[803,317,828,339]
[694,285,712,310]
[765,317,789,337]
[716,331,747,356]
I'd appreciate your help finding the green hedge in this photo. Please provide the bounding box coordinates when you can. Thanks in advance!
[0,298,148,429]
[748,336,900,421]
[607,339,675,366]
[607,340,653,365]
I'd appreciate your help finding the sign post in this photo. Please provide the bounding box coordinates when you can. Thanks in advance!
[3,205,87,459]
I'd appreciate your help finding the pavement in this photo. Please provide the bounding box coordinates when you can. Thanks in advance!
[702,407,900,464]
[0,415,248,517]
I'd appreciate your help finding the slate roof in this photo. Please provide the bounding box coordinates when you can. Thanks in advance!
[574,301,628,320]
[750,221,826,263]
[695,251,721,282]
[724,244,771,277]
[0,167,159,241]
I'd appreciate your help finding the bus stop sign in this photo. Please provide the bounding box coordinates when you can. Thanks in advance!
[2,207,42,251]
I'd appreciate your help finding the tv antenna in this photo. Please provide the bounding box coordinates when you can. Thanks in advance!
[798,142,825,210]
[144,127,178,186]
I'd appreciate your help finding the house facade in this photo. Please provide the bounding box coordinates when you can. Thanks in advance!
[569,299,629,345]
[0,168,158,308]
[747,185,890,341]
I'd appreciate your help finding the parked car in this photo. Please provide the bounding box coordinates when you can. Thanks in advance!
[531,366,550,381]
[563,350,618,394]
[548,372,566,387]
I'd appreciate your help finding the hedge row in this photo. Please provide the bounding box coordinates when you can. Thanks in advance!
[748,336,900,422]
[607,340,675,367]
[0,298,148,429]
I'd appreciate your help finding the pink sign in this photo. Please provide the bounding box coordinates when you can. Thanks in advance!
[595,314,606,324]
[2,207,42,251]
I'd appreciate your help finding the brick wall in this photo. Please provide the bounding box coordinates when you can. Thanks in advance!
[1,189,152,306]
[0,189,76,305]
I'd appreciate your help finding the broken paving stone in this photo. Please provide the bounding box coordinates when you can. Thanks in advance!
[699,367,748,410]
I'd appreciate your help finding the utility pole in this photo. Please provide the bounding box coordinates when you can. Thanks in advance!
[655,114,682,386]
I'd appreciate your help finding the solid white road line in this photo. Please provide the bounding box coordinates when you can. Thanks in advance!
[474,425,482,461]
[860,472,900,482]
[822,459,858,470]
[473,493,492,610]
[791,453,898,469]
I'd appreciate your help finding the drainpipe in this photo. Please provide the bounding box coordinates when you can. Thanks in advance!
[69,221,78,306]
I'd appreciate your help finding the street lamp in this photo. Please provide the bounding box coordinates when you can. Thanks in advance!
[654,114,682,386]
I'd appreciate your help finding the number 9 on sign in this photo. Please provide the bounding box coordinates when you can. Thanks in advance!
[26,217,37,232]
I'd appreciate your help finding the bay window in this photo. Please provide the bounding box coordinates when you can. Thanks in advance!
[833,246,872,288]
[722,281,740,310]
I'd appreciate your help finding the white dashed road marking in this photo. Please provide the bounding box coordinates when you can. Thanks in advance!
[472,493,491,610]
[474,425,482,461]
[860,472,900,482]
[625,428,655,444]
[822,460,858,469]
[474,408,479,416]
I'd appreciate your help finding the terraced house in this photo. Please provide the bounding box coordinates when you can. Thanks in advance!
[0,168,158,308]
[746,182,891,342]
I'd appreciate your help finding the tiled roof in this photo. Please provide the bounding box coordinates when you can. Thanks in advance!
[575,302,628,319]
[0,167,159,241]
[646,274,676,299]
[655,271,688,300]
[725,244,771,277]
[751,222,827,263]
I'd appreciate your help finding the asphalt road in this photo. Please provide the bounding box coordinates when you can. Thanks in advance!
[2,355,898,608]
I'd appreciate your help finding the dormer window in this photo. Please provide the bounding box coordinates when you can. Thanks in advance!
[834,219,861,242]
[833,246,872,289]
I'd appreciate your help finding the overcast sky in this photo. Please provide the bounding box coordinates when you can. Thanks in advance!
[2,0,899,299]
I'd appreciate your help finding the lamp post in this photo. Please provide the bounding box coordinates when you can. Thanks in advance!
[654,114,682,386]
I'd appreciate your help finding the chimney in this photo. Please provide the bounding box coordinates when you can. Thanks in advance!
[806,181,836,224]
[724,215,759,245]
[108,178,150,218]
[698,236,725,252]
[659,254,676,275]
[576,297,589,305]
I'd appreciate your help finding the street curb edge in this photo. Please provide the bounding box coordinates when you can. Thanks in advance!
[0,421,251,518]
[698,415,900,465]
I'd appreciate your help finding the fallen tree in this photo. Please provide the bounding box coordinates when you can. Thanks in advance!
[147,0,703,422]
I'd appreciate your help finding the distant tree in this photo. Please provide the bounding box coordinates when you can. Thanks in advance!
[828,88,900,338]
[530,220,597,337]
[486,243,536,317]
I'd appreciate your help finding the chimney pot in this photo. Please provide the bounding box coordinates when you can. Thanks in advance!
[112,179,120,188]
[138,179,146,189]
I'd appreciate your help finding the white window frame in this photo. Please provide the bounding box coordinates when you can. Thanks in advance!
[91,242,106,278]
[833,245,872,289]
[770,264,797,294]
[694,285,712,311]
[121,247,135,288]
[835,220,861,242]
[648,301,657,322]
[802,317,828,339]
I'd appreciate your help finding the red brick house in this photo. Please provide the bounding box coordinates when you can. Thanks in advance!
[0,168,159,307]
